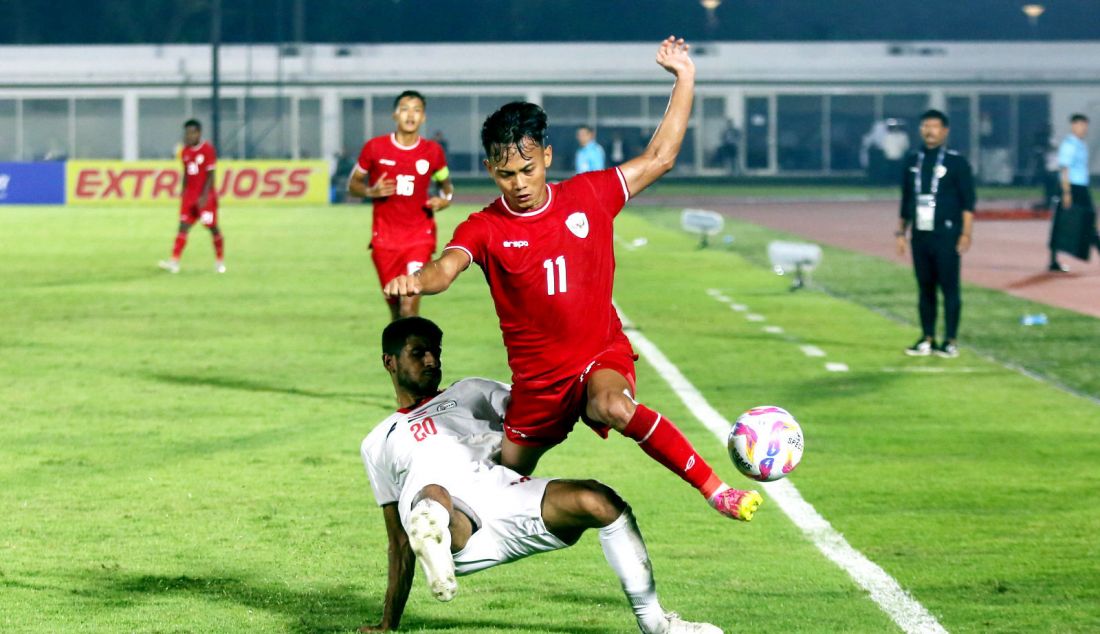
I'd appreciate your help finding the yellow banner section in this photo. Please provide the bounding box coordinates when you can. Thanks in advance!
[66,160,330,205]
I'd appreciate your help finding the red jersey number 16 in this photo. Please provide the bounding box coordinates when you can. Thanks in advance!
[396,174,415,197]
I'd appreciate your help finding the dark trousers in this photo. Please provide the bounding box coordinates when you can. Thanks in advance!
[912,234,961,341]
[1049,185,1100,262]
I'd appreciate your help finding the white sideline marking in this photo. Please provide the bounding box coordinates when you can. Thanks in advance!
[617,306,948,634]
[706,288,723,297]
[763,325,785,334]
[745,313,766,322]
[800,345,826,357]
[730,304,748,312]
[715,295,731,304]
[825,362,850,372]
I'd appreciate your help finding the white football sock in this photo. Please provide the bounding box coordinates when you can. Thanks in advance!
[707,483,731,506]
[599,507,667,634]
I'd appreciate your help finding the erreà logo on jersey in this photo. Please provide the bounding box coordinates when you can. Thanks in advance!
[566,212,589,238]
[502,240,529,248]
[415,159,430,175]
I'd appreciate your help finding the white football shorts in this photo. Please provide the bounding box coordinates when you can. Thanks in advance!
[398,461,567,576]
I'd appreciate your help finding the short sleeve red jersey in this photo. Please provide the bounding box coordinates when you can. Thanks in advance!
[356,134,448,250]
[181,141,217,200]
[446,167,633,384]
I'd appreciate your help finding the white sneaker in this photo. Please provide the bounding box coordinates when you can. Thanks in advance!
[158,260,180,274]
[214,261,226,274]
[406,500,456,602]
[665,612,723,634]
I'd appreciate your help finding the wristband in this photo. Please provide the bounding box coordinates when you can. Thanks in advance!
[442,190,453,202]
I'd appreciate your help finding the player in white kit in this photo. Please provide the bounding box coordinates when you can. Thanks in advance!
[358,317,722,633]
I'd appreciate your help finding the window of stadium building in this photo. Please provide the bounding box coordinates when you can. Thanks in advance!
[298,98,322,160]
[777,95,824,171]
[341,98,365,160]
[192,97,243,159]
[138,98,188,159]
[23,99,70,161]
[244,97,292,159]
[421,96,474,173]
[74,99,123,160]
[829,95,875,172]
[0,100,16,161]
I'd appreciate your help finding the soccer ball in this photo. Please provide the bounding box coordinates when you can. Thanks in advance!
[727,406,804,482]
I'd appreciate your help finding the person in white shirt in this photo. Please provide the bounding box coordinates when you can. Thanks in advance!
[358,316,721,634]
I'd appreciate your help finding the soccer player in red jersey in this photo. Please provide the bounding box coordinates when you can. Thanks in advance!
[159,119,224,274]
[349,90,455,321]
[383,38,762,522]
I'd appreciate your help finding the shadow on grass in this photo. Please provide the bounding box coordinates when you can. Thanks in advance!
[144,372,390,408]
[93,572,619,633]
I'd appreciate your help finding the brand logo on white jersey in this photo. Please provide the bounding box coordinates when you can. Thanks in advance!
[379,159,397,166]
[415,159,430,175]
[502,240,529,248]
[566,212,589,239]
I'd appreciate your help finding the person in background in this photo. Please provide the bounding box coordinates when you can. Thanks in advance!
[896,109,976,359]
[1048,113,1099,272]
[574,125,607,174]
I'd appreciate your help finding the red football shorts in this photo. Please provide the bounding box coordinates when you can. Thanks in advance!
[180,193,219,227]
[504,334,639,447]
[371,244,435,301]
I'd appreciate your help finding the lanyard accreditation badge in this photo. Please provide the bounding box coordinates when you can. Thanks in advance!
[914,147,946,232]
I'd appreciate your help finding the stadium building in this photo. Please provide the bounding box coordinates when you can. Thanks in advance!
[1,41,1098,181]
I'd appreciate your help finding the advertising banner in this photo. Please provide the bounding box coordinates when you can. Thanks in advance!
[0,162,66,205]
[66,160,330,205]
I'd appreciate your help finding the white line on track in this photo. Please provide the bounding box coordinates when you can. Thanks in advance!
[763,325,785,334]
[745,313,766,322]
[730,304,748,312]
[616,305,948,634]
[825,362,850,372]
[800,345,826,358]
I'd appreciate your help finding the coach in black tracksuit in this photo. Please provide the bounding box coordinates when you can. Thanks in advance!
[895,109,976,359]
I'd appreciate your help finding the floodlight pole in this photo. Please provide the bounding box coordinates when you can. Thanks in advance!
[211,0,222,151]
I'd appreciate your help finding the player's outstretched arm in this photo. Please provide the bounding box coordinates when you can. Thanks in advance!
[383,248,470,299]
[619,36,695,197]
[360,504,415,632]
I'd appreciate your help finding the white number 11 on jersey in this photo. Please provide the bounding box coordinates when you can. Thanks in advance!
[543,255,567,295]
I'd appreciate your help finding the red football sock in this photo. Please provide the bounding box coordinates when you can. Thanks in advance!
[622,404,721,498]
[212,233,224,259]
[171,232,188,259]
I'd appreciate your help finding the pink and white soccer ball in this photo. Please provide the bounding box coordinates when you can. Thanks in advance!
[727,406,804,482]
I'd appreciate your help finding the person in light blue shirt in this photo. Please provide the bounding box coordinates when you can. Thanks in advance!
[1049,113,1099,271]
[574,125,607,174]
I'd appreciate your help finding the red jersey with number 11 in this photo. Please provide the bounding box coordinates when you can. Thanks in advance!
[446,167,632,384]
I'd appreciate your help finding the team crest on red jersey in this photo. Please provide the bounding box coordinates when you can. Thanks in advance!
[415,159,430,175]
[566,212,589,238]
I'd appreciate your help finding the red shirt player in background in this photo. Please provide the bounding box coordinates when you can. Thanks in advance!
[384,38,762,522]
[159,119,224,274]
[348,90,454,321]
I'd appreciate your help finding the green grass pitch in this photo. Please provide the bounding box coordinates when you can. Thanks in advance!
[1,202,1098,633]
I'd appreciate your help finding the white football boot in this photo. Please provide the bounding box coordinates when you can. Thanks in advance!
[663,612,723,634]
[406,499,457,601]
[158,260,180,274]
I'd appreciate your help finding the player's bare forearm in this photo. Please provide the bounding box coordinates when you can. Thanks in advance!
[348,170,369,198]
[620,37,695,196]
[426,177,455,212]
[383,249,469,298]
[369,504,415,631]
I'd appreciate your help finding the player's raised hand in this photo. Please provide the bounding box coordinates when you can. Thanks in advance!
[367,172,397,198]
[424,196,450,212]
[655,36,694,79]
[384,272,423,298]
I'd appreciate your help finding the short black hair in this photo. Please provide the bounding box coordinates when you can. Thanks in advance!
[577,124,594,133]
[183,119,202,130]
[394,90,426,110]
[382,317,443,356]
[919,109,949,127]
[481,102,549,164]
[1070,113,1089,123]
